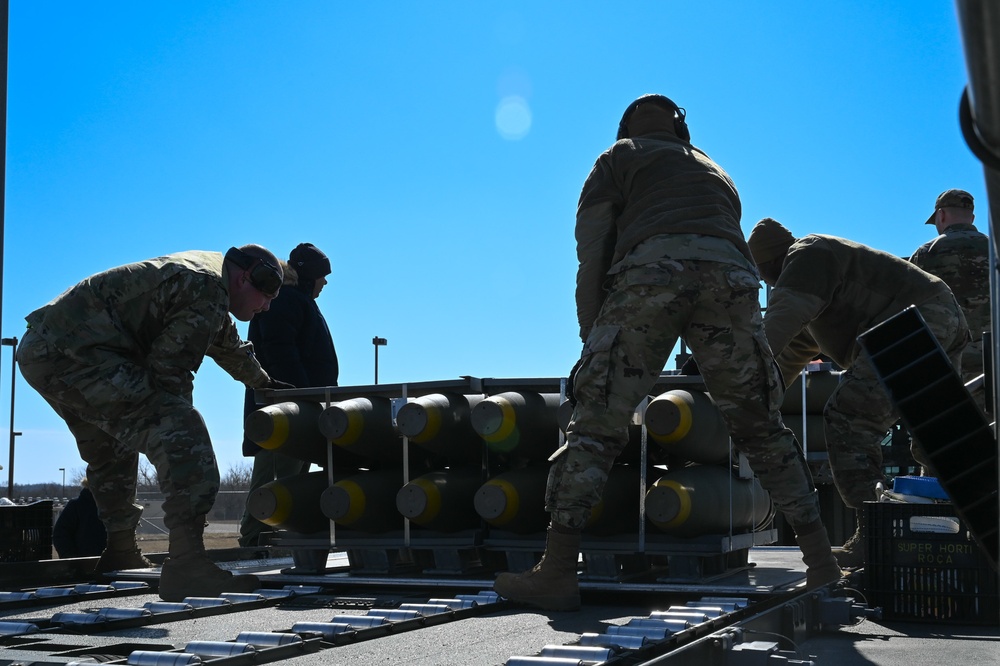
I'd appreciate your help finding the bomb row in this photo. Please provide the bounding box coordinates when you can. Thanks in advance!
[244,388,737,467]
[247,464,772,539]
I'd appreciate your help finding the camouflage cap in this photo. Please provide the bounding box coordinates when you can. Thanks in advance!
[926,189,974,224]
[748,217,796,265]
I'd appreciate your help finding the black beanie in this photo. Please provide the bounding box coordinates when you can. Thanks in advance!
[288,243,331,282]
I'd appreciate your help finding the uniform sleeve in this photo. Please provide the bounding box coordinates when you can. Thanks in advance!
[761,244,837,359]
[146,274,236,397]
[575,201,618,340]
[763,287,828,362]
[775,328,823,387]
[207,317,270,387]
[575,155,621,341]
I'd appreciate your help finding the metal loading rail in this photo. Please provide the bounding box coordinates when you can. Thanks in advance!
[0,570,865,666]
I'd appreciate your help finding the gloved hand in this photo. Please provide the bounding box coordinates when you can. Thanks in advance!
[263,378,295,390]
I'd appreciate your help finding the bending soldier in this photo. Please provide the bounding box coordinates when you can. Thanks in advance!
[748,218,969,566]
[17,245,290,600]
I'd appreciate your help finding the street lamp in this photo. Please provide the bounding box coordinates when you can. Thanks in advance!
[59,467,65,500]
[372,336,387,384]
[1,337,17,499]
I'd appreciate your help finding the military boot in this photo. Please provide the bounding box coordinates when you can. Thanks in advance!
[833,511,868,568]
[793,519,843,588]
[95,529,153,573]
[493,525,581,611]
[158,516,260,602]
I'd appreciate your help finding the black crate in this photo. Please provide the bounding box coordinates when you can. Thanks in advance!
[864,502,998,624]
[857,307,998,569]
[0,501,54,562]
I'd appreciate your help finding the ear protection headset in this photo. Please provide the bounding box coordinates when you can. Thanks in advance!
[616,94,690,142]
[225,246,283,297]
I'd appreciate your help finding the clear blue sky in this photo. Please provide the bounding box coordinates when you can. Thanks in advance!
[0,1,986,485]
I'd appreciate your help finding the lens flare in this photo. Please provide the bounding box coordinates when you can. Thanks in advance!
[495,96,532,141]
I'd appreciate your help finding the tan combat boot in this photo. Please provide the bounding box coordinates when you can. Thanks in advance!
[833,510,867,568]
[794,519,844,588]
[95,529,153,573]
[494,526,581,611]
[158,516,260,602]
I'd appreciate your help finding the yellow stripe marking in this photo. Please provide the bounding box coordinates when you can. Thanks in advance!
[489,479,519,525]
[482,398,517,443]
[262,483,292,526]
[659,479,692,529]
[411,404,442,444]
[258,410,289,450]
[335,479,367,524]
[411,477,441,523]
[333,407,365,446]
[651,394,692,443]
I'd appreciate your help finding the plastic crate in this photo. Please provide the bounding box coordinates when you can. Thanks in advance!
[0,500,54,562]
[864,502,998,624]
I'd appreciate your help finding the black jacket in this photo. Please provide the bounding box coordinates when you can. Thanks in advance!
[243,263,339,456]
[52,488,107,558]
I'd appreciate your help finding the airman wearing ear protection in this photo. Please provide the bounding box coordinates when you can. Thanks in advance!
[16,244,288,600]
[494,95,842,612]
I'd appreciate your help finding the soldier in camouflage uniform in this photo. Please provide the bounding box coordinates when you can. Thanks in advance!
[16,245,291,600]
[748,218,970,567]
[910,189,989,412]
[494,95,841,611]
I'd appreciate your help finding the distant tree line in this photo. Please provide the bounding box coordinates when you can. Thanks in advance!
[2,460,254,520]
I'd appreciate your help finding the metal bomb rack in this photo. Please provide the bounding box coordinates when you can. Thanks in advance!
[245,374,777,584]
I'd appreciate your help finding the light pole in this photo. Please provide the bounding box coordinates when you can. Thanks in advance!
[372,336,387,384]
[1,337,17,499]
[59,467,65,499]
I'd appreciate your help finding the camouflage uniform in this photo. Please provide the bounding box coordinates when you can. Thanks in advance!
[760,234,970,508]
[16,251,270,533]
[551,133,824,532]
[910,223,989,392]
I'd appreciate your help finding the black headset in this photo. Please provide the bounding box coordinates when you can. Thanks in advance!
[616,94,690,142]
[225,246,283,297]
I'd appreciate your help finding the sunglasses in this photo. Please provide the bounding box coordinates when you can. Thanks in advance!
[225,247,282,297]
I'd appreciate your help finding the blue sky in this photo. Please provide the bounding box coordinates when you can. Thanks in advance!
[0,1,986,485]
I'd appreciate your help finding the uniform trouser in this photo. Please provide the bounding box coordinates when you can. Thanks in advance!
[823,294,969,508]
[549,259,822,531]
[239,450,308,544]
[16,328,220,532]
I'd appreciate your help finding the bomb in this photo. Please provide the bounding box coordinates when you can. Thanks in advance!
[246,470,340,534]
[474,465,550,534]
[645,389,730,465]
[244,401,328,465]
[781,370,840,415]
[320,469,405,533]
[394,393,485,461]
[318,397,399,462]
[645,466,772,538]
[395,468,484,532]
[471,391,561,459]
